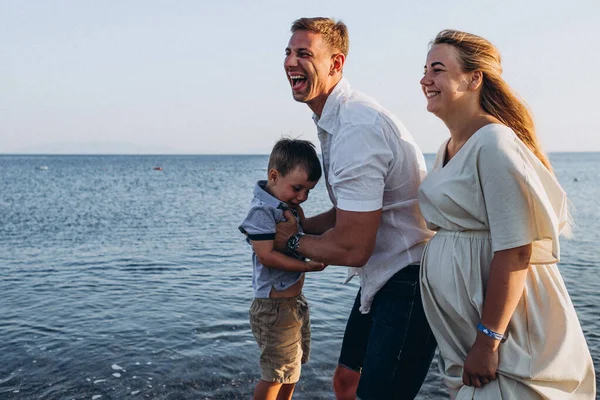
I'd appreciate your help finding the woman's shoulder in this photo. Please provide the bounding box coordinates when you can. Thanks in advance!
[469,124,527,171]
[469,124,522,160]
[473,123,516,147]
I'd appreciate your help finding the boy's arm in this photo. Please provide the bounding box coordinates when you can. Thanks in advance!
[252,240,326,272]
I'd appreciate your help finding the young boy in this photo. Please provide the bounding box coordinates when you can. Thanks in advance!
[239,138,326,400]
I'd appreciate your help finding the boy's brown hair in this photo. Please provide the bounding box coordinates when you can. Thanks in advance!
[268,138,322,182]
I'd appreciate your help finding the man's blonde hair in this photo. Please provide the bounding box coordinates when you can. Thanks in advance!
[291,17,349,56]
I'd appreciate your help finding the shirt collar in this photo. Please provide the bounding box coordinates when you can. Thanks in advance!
[253,180,289,210]
[312,77,352,134]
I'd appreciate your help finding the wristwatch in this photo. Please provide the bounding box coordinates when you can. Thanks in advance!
[286,232,305,258]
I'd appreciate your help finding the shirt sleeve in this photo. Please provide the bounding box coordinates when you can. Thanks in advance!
[329,119,393,212]
[477,130,565,264]
[238,206,277,241]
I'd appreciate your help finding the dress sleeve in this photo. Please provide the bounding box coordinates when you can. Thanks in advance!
[329,118,393,212]
[238,206,277,241]
[476,129,568,264]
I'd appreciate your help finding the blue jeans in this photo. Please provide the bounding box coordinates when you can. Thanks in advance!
[338,265,437,400]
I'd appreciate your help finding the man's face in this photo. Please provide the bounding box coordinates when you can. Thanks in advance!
[284,30,335,111]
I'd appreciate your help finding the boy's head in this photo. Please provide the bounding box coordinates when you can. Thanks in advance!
[266,138,322,206]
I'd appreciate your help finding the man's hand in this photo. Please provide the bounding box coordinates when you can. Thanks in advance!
[274,210,298,251]
[290,204,306,228]
[306,260,327,272]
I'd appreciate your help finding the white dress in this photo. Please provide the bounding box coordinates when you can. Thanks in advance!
[418,124,596,399]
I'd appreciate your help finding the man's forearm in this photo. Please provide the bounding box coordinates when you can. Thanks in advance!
[276,208,380,268]
[298,227,372,267]
[302,207,336,235]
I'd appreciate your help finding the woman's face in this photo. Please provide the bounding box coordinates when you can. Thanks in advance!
[420,44,473,120]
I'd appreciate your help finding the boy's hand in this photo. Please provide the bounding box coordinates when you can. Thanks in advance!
[305,260,327,272]
[274,210,298,251]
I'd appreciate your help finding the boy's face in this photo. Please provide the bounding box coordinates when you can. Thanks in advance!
[266,167,317,207]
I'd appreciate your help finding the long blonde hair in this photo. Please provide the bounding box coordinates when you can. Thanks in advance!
[433,30,552,171]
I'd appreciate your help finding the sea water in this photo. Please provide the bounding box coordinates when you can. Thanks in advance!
[1,153,598,399]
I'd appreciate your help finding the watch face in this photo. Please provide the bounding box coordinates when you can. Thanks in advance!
[288,233,301,251]
[287,234,297,250]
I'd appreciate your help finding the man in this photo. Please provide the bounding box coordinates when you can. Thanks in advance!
[275,17,437,400]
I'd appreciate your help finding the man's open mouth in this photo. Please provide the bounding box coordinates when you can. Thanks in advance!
[289,75,307,90]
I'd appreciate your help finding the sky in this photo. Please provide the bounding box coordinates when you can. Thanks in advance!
[2,0,599,154]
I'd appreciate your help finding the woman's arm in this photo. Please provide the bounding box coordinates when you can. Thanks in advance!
[463,243,532,388]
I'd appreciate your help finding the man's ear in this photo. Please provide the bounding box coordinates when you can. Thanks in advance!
[330,53,346,76]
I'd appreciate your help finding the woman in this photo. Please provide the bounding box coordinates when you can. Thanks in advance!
[418,30,595,399]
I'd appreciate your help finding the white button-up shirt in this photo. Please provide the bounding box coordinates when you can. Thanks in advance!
[313,78,433,313]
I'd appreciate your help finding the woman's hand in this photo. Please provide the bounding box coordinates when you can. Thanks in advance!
[462,333,499,388]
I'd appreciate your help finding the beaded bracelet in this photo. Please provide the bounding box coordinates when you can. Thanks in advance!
[477,322,508,343]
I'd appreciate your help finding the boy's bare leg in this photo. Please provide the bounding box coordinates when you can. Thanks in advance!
[276,383,296,400]
[254,380,282,400]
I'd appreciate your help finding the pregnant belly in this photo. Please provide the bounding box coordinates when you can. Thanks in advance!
[422,230,493,300]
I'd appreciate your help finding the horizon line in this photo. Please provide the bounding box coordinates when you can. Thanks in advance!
[2,151,600,157]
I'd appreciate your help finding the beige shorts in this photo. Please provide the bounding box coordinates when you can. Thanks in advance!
[249,293,311,384]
